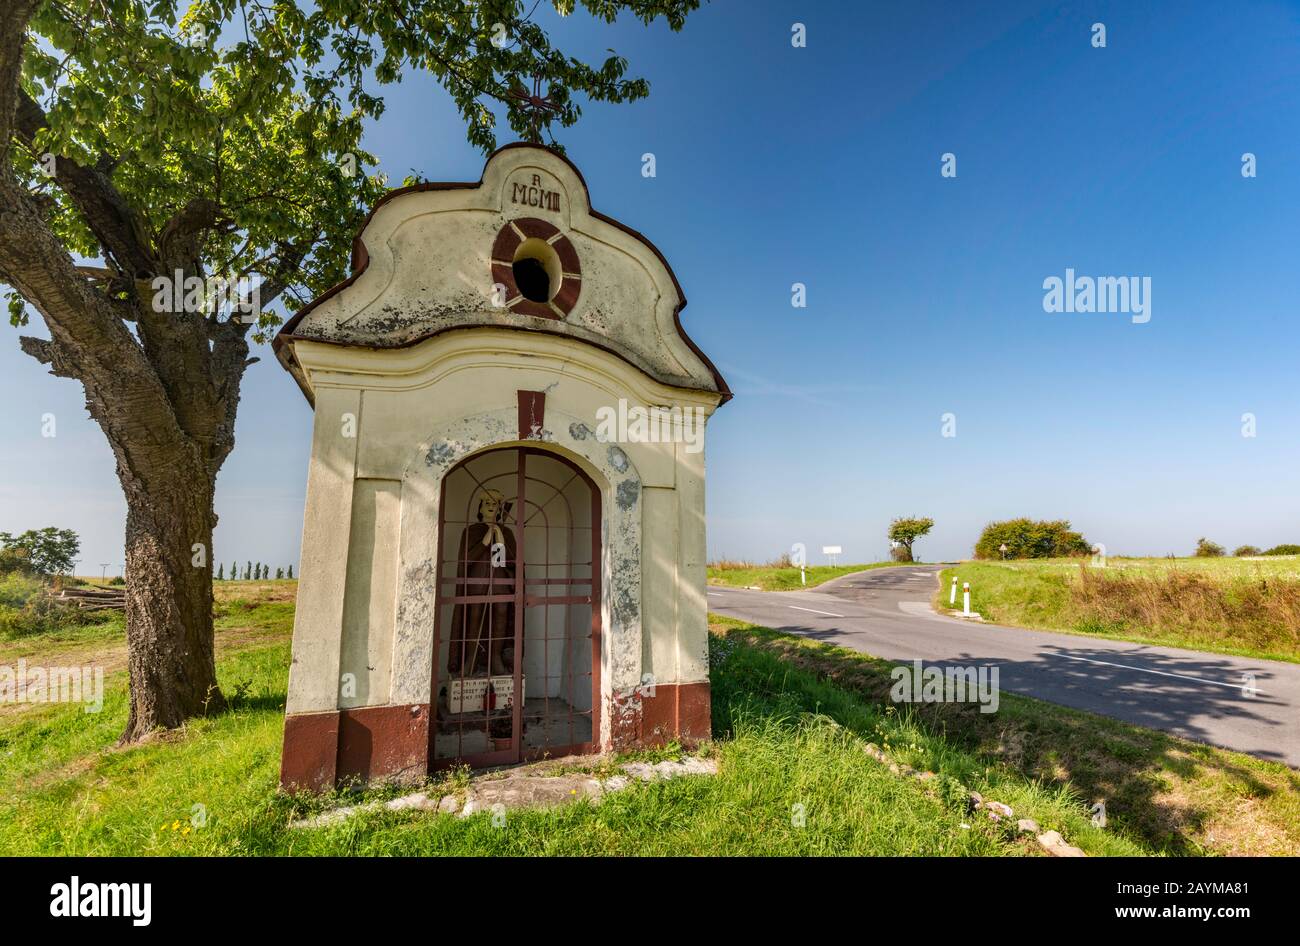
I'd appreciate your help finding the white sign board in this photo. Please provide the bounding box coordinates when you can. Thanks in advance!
[448,675,524,714]
[822,546,842,555]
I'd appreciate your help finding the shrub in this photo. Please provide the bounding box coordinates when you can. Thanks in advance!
[1194,538,1225,558]
[0,573,108,639]
[1264,544,1300,556]
[974,518,1090,559]
[1233,545,1262,557]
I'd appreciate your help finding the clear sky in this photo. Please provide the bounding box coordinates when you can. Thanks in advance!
[4,0,1300,573]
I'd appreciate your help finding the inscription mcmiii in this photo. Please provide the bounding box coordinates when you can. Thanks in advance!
[511,174,562,212]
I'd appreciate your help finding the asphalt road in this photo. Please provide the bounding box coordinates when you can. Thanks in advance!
[708,564,1300,768]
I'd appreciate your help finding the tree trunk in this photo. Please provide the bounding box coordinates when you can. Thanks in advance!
[120,464,225,741]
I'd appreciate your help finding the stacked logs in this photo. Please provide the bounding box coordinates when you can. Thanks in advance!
[49,586,126,612]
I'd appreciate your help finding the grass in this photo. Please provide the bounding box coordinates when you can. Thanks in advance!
[714,617,1300,856]
[1,579,1296,855]
[936,557,1300,663]
[0,581,1061,856]
[707,560,920,591]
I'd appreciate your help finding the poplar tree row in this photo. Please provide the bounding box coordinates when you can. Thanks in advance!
[215,562,295,580]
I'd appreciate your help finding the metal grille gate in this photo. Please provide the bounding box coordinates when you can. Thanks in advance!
[429,447,601,770]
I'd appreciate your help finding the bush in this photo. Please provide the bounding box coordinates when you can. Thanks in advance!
[1194,538,1225,558]
[0,572,109,639]
[1233,545,1262,557]
[974,518,1090,560]
[1263,544,1300,556]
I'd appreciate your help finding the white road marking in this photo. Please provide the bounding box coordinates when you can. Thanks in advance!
[788,605,844,618]
[1052,652,1262,693]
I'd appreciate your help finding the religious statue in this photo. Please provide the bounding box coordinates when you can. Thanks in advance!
[447,488,518,678]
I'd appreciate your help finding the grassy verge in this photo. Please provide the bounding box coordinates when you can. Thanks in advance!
[714,617,1300,856]
[935,559,1300,663]
[3,581,1294,855]
[708,561,919,591]
[0,583,1051,856]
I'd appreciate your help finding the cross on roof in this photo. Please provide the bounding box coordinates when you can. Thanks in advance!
[507,75,562,143]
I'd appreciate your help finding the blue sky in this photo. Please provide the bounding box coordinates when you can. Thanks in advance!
[4,0,1300,572]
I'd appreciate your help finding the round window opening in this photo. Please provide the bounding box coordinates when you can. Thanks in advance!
[512,237,562,303]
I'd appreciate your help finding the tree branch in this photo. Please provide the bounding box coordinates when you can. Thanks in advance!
[0,0,41,168]
[14,88,157,277]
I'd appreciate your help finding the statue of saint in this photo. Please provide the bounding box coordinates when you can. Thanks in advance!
[446,488,517,678]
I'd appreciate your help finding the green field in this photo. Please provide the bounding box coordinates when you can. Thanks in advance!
[1,578,1297,855]
[707,561,917,591]
[936,556,1300,663]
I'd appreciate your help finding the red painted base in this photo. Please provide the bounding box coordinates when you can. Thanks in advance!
[280,683,711,792]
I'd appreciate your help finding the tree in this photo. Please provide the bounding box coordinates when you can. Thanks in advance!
[287,564,294,580]
[1194,538,1225,558]
[0,527,79,575]
[275,566,283,579]
[887,517,934,563]
[1233,545,1261,557]
[216,562,223,580]
[244,561,251,581]
[974,519,1090,560]
[2,0,696,744]
[1263,544,1300,556]
[229,561,237,582]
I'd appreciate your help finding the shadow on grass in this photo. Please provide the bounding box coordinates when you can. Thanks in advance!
[710,619,1300,856]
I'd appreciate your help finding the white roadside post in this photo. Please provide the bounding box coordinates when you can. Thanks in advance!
[963,581,971,616]
[950,576,958,606]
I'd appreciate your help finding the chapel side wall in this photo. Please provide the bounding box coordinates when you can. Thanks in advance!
[675,436,710,687]
[337,477,401,708]
[285,386,360,716]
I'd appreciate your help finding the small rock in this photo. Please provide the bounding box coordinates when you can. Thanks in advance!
[676,756,718,776]
[862,743,888,762]
[1017,818,1041,834]
[984,801,1014,820]
[622,762,655,781]
[917,771,936,782]
[437,795,459,814]
[386,792,436,812]
[1037,830,1087,857]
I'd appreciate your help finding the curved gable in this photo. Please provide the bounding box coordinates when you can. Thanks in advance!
[274,143,729,405]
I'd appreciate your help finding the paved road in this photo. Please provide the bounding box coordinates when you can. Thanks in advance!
[708,565,1300,768]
